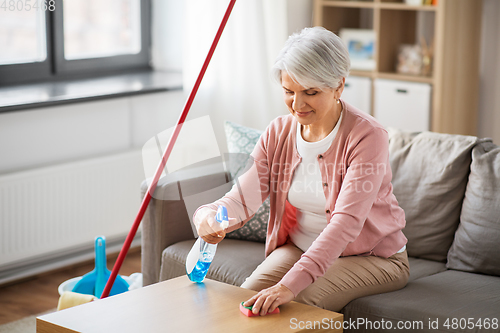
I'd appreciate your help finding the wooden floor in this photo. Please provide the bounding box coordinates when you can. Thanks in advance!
[0,247,141,325]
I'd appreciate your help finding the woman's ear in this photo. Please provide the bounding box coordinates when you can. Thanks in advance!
[336,77,346,99]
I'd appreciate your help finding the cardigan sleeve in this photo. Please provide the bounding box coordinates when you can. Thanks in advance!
[279,127,391,296]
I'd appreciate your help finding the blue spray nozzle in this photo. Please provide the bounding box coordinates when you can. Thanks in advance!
[215,205,228,228]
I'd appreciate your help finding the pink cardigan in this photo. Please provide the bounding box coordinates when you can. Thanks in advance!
[197,100,407,296]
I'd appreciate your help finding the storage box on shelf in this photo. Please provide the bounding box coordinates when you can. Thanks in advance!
[313,0,482,136]
[374,79,431,132]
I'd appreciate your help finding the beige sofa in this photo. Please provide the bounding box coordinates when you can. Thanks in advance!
[141,127,500,332]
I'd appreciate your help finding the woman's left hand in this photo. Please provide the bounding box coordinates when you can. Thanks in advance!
[243,283,295,316]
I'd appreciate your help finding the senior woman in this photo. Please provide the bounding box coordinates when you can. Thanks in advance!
[193,27,409,316]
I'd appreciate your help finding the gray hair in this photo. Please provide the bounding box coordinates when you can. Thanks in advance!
[272,27,350,90]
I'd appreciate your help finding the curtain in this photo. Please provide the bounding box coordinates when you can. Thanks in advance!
[165,0,289,151]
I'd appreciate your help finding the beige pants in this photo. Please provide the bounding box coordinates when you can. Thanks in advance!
[240,243,410,312]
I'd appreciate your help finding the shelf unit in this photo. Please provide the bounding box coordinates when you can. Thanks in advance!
[313,0,483,135]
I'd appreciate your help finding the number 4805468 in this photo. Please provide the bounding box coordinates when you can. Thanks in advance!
[443,318,498,330]
[0,0,56,11]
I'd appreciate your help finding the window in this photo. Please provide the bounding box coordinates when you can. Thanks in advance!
[63,0,141,60]
[0,9,47,65]
[0,0,150,86]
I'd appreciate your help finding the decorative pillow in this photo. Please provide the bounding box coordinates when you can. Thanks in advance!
[387,128,479,262]
[447,140,500,276]
[224,120,263,180]
[224,121,269,243]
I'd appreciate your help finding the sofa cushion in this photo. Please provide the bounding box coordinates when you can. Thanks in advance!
[407,257,446,282]
[160,239,265,287]
[388,128,478,262]
[447,140,500,276]
[342,270,500,333]
[224,121,269,243]
[224,120,263,179]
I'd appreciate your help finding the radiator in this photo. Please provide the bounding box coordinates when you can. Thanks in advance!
[0,150,145,285]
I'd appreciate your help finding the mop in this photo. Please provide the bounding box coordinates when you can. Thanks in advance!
[99,0,238,299]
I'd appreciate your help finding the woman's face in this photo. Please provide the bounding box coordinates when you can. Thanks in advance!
[281,71,343,134]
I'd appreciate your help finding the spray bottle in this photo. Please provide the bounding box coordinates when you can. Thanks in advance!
[186,205,228,282]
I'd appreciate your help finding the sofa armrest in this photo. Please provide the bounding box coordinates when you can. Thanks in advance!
[141,170,230,286]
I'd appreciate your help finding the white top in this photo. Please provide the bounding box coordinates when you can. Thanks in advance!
[288,112,343,252]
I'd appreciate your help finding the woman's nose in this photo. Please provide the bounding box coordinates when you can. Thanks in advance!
[292,95,305,111]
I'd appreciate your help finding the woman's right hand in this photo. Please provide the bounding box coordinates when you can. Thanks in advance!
[193,207,226,244]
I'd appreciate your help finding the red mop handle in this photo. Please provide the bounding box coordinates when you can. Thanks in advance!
[101,0,237,299]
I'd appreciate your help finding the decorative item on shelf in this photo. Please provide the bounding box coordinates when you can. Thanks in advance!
[423,0,433,5]
[339,28,376,71]
[420,36,434,77]
[396,44,423,76]
[404,0,423,5]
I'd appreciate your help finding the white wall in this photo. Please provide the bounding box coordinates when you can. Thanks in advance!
[477,0,500,144]
[287,0,313,35]
[0,91,185,175]
[151,0,184,72]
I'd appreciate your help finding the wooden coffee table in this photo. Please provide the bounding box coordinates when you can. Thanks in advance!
[37,276,343,332]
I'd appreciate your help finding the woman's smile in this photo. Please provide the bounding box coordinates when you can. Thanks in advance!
[295,110,313,117]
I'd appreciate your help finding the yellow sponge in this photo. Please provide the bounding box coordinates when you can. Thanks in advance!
[57,291,97,311]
